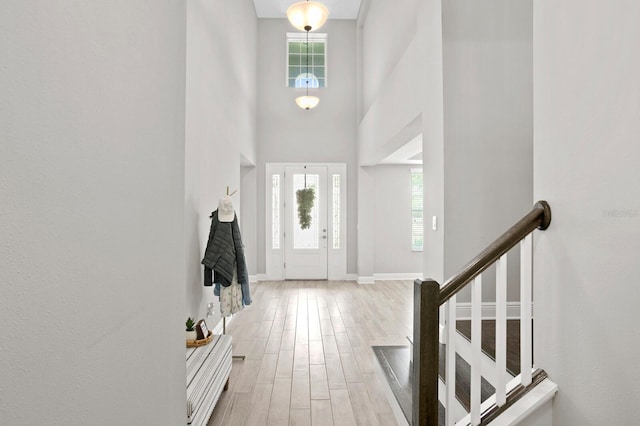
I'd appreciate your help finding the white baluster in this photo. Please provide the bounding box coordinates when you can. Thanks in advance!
[496,254,507,406]
[520,234,533,386]
[471,275,482,425]
[446,295,457,426]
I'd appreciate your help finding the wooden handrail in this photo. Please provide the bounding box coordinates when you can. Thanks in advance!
[413,201,551,426]
[439,201,551,304]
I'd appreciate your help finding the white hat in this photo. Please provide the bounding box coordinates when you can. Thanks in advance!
[218,196,235,222]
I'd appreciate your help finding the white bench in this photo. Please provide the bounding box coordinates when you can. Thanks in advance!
[186,334,232,425]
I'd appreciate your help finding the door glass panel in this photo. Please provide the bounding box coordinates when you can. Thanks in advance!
[272,174,281,249]
[332,174,340,249]
[293,173,319,249]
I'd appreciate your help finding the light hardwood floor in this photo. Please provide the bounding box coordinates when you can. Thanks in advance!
[207,280,414,426]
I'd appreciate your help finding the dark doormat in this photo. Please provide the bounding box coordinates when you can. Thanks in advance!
[371,345,445,425]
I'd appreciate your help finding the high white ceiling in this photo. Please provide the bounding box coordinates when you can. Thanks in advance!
[253,0,362,20]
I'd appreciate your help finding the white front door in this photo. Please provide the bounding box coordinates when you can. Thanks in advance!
[284,165,328,279]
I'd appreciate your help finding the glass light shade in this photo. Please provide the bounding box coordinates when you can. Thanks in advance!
[296,95,320,110]
[286,1,329,32]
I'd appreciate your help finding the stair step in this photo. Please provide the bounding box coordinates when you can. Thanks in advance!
[372,344,495,425]
[456,319,526,376]
[439,343,495,413]
[373,321,526,424]
[372,345,445,425]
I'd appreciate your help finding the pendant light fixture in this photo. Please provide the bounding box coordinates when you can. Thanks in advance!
[295,28,320,110]
[287,0,329,32]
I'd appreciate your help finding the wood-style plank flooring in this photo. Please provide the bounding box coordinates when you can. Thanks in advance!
[208,280,414,426]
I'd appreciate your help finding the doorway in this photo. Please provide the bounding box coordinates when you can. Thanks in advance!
[284,165,327,279]
[265,163,347,281]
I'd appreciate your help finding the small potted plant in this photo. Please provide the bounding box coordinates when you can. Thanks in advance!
[186,317,197,341]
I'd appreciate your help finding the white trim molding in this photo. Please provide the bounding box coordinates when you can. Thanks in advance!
[255,274,358,282]
[455,370,557,426]
[455,302,531,320]
[357,276,375,284]
[493,377,557,424]
[265,163,347,282]
[373,273,422,281]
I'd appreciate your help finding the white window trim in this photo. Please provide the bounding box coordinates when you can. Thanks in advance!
[285,32,328,88]
[410,168,424,252]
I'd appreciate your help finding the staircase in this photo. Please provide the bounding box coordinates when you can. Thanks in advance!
[411,201,558,425]
[374,319,531,425]
[445,320,523,413]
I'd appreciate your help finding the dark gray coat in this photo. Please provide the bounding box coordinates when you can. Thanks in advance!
[202,211,250,290]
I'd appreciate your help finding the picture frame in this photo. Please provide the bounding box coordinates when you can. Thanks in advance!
[196,319,209,340]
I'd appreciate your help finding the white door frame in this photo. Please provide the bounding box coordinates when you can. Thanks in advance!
[284,165,328,279]
[265,163,347,281]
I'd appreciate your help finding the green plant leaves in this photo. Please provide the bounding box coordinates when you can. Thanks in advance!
[296,187,315,230]
[186,317,195,331]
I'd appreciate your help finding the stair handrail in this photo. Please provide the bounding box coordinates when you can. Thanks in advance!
[439,200,551,305]
[412,201,551,426]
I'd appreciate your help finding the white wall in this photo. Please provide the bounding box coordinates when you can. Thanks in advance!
[373,165,423,274]
[358,31,425,166]
[534,1,640,423]
[184,0,257,325]
[358,0,441,282]
[418,0,446,285]
[358,0,533,298]
[0,2,186,424]
[361,0,420,115]
[442,0,533,302]
[356,166,376,280]
[256,19,358,275]
[242,164,258,276]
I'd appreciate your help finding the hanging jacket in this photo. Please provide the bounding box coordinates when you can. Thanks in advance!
[202,210,251,305]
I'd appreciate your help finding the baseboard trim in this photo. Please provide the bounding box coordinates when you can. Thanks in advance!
[255,274,359,282]
[373,273,422,281]
[494,376,557,424]
[253,273,424,284]
[456,302,532,320]
[456,370,557,426]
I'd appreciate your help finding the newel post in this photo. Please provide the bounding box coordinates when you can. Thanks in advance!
[412,279,440,426]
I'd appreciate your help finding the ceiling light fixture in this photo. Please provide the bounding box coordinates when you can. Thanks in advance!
[286,0,329,32]
[295,94,320,110]
[295,28,320,110]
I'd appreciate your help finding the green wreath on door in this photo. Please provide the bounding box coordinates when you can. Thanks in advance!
[296,187,315,230]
